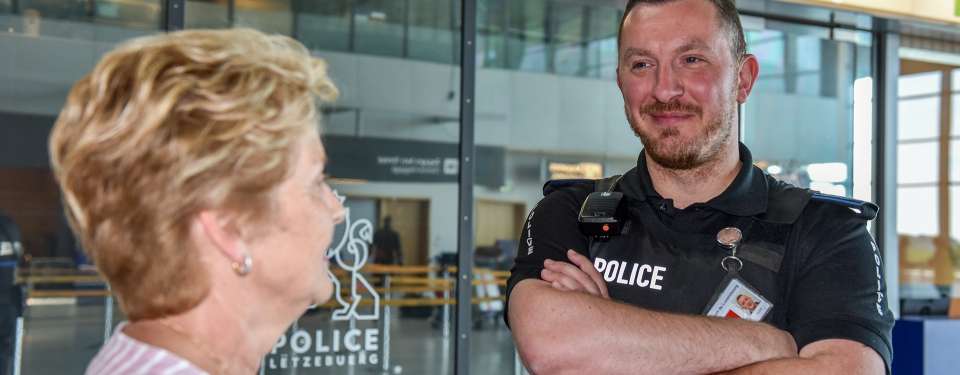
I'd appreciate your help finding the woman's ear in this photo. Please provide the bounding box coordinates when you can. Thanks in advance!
[194,210,245,263]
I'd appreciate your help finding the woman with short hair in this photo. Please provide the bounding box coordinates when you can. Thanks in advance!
[50,28,344,375]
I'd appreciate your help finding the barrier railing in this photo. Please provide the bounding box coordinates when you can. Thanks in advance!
[16,264,516,373]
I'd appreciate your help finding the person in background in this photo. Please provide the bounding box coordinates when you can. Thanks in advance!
[49,28,345,375]
[373,216,403,265]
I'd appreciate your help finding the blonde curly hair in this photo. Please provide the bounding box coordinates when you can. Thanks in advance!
[49,28,338,320]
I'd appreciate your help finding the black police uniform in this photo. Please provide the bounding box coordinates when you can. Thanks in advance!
[506,143,895,371]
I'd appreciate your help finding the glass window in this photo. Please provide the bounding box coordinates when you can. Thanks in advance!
[951,186,960,241]
[953,93,960,137]
[477,0,507,68]
[748,30,785,76]
[898,142,940,184]
[353,0,405,57]
[235,0,292,36]
[898,186,940,236]
[0,5,162,372]
[953,68,960,93]
[237,2,462,374]
[185,0,230,29]
[584,6,619,79]
[899,96,941,140]
[295,0,352,52]
[408,0,460,64]
[549,2,584,76]
[505,0,547,72]
[951,140,960,182]
[744,27,867,196]
[899,71,942,97]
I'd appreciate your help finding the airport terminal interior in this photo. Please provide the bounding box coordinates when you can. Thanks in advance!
[2,0,960,374]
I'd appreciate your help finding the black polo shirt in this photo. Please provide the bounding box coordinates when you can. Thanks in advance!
[506,143,894,371]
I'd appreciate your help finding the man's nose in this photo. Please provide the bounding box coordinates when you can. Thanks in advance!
[653,65,684,103]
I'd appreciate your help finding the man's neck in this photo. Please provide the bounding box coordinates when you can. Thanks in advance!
[645,142,741,209]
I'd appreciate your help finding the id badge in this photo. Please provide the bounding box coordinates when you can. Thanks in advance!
[703,272,773,322]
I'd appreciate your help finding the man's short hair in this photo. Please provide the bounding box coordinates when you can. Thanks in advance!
[617,0,747,62]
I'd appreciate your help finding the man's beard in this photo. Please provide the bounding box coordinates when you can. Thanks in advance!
[630,100,735,170]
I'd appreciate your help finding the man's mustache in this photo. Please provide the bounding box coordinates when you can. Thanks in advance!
[639,102,702,116]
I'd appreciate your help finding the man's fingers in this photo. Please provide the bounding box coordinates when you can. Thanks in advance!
[544,259,600,296]
[555,274,583,292]
[541,268,559,282]
[566,250,609,298]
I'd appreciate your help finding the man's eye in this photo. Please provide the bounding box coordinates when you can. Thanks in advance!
[632,62,649,70]
[684,56,703,64]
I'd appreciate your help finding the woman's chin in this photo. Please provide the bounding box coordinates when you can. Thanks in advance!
[311,285,334,307]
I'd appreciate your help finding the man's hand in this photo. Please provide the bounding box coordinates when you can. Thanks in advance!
[540,249,609,298]
[715,339,882,375]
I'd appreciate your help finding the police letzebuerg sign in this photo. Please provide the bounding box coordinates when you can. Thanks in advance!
[266,192,383,371]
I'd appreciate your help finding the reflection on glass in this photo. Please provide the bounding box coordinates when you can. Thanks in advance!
[550,2,584,76]
[584,6,619,79]
[408,0,460,64]
[477,0,506,68]
[185,0,229,28]
[748,30,785,76]
[296,0,351,52]
[353,0,404,57]
[235,0,292,35]
[744,28,864,195]
[506,0,547,72]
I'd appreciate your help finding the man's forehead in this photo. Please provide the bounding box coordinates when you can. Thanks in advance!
[620,1,727,55]
[622,37,714,56]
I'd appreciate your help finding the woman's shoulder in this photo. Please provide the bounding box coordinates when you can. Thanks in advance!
[84,322,209,375]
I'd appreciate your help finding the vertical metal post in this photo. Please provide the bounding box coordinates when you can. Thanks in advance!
[227,0,235,27]
[402,0,410,58]
[163,0,185,31]
[12,317,22,375]
[347,0,357,52]
[442,270,450,338]
[103,295,113,342]
[455,0,477,374]
[872,19,900,317]
[382,274,392,372]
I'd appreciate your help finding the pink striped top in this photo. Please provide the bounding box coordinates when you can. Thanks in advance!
[85,323,209,375]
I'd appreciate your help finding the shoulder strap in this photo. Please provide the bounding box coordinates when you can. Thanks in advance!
[810,192,879,221]
[541,175,623,196]
[542,179,594,196]
[595,175,623,193]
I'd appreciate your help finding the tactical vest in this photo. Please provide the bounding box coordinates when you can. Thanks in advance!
[542,175,877,326]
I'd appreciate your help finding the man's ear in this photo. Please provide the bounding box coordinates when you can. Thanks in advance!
[195,210,245,263]
[736,54,760,103]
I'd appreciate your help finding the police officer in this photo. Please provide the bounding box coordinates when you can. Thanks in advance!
[505,1,894,374]
[0,212,21,375]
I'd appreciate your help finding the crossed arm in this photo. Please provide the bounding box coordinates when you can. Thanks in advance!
[509,250,884,375]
